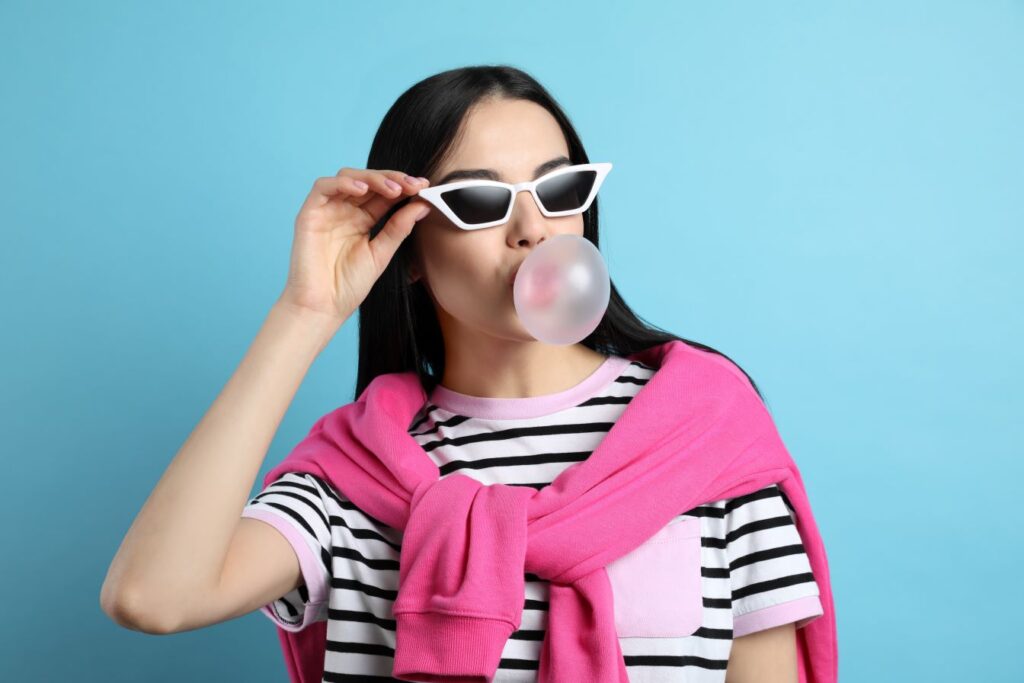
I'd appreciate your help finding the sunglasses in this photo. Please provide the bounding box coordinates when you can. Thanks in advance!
[415,162,612,231]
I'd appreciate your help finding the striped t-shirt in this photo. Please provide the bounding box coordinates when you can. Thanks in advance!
[241,354,823,682]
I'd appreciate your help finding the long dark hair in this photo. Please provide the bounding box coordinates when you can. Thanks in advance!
[355,64,765,405]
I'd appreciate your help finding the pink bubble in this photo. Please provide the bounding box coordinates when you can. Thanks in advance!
[512,234,610,345]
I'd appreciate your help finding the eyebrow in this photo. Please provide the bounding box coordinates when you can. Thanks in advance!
[436,155,572,185]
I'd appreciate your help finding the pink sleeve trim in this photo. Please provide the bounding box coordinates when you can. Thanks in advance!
[241,507,328,631]
[732,594,823,639]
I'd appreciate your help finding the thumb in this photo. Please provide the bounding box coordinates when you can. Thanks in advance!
[369,202,431,270]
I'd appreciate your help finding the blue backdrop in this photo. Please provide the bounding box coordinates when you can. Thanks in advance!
[2,1,1020,681]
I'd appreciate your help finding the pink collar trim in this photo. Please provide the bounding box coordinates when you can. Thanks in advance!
[428,355,633,419]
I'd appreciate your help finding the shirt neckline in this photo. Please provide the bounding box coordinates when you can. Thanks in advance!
[428,355,634,420]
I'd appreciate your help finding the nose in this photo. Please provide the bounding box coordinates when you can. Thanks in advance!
[507,188,548,245]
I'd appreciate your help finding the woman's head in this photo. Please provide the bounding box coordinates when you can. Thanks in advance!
[407,96,586,348]
[356,64,763,404]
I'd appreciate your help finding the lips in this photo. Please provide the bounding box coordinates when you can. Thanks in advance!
[508,263,523,286]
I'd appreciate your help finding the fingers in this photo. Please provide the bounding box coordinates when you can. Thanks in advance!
[302,168,432,229]
[309,175,370,207]
[336,168,431,224]
[335,168,428,207]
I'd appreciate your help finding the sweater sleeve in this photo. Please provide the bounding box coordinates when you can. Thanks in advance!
[725,483,824,638]
[240,472,333,632]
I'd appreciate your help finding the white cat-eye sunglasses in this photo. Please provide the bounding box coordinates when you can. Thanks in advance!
[414,162,612,231]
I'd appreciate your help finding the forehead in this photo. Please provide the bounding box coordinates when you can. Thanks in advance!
[437,98,570,178]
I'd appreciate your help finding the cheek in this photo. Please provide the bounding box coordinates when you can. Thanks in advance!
[425,236,480,278]
[420,236,506,311]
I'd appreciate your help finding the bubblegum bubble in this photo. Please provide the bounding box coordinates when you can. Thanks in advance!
[512,234,610,345]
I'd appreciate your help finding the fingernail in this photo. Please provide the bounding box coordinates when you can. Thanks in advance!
[385,179,402,191]
[414,206,430,220]
[417,177,429,184]
[353,180,368,190]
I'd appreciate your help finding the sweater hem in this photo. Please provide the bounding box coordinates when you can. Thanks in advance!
[392,611,516,683]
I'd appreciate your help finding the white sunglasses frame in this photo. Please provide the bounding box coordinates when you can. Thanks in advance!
[414,162,613,231]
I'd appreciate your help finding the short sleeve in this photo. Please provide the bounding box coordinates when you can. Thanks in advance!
[240,472,333,632]
[725,483,824,638]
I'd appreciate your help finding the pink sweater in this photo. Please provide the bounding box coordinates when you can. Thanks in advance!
[260,339,838,682]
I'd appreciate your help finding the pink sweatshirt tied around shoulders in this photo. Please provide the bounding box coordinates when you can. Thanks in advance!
[260,339,839,683]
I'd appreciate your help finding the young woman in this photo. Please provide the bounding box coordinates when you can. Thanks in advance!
[101,65,824,682]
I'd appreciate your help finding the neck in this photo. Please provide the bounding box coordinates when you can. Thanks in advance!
[438,339,609,399]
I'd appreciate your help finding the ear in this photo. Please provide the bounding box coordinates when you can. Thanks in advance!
[406,258,423,285]
[405,229,423,285]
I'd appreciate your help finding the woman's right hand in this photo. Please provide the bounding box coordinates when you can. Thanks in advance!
[278,167,432,322]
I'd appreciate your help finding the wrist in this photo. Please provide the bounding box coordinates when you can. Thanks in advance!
[271,298,346,345]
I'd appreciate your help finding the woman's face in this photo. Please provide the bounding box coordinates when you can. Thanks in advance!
[409,97,584,341]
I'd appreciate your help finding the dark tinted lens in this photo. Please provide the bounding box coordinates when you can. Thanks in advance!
[440,186,512,225]
[536,170,597,212]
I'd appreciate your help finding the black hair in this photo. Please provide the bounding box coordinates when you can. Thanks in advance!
[355,64,764,404]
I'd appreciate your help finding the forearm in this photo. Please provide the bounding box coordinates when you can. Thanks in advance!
[100,300,342,618]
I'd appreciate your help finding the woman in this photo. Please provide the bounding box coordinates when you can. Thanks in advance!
[101,65,825,682]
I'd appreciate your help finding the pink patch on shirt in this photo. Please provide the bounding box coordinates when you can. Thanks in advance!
[605,515,703,637]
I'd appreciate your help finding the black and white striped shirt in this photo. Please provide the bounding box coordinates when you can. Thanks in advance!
[242,354,823,682]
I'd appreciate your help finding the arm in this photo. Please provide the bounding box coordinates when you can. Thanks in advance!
[99,300,343,634]
[725,622,798,683]
[723,484,822,681]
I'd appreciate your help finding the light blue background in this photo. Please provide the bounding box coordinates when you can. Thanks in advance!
[2,1,1020,681]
